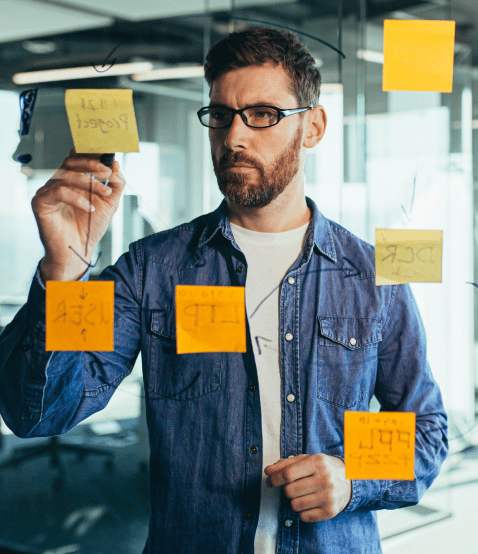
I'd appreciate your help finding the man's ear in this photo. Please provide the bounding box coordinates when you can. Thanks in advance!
[303,105,327,149]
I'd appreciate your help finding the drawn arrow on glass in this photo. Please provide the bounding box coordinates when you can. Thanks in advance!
[401,172,417,222]
[255,336,277,355]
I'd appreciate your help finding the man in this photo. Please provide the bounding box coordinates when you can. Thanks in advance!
[0,28,448,554]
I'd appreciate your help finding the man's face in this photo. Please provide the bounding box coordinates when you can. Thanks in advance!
[209,64,306,208]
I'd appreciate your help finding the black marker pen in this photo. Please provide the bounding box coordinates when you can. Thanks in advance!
[99,153,115,186]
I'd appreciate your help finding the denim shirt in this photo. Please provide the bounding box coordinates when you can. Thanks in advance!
[0,197,448,554]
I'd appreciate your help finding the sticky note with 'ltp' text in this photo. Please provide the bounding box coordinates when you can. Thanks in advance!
[344,411,416,480]
[175,285,246,354]
[375,229,443,286]
[383,19,455,92]
[46,281,114,351]
[65,89,139,153]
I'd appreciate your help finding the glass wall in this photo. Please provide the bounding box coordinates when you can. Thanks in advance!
[0,0,476,551]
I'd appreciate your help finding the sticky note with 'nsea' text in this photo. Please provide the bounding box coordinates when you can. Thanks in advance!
[176,285,246,354]
[375,229,442,285]
[383,19,455,92]
[46,281,114,351]
[344,411,416,480]
[65,89,139,153]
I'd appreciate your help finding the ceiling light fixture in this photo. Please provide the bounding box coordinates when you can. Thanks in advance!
[22,40,57,54]
[356,50,385,64]
[131,65,204,82]
[321,84,344,94]
[13,62,153,85]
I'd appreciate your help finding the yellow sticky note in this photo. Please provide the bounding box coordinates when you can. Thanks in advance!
[344,411,416,480]
[46,281,114,351]
[65,89,139,153]
[375,229,442,286]
[175,285,246,354]
[383,19,455,92]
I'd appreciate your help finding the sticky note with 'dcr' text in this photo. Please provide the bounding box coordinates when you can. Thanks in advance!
[46,281,114,351]
[375,229,442,285]
[383,19,455,92]
[176,285,246,354]
[65,89,139,153]
[344,411,416,480]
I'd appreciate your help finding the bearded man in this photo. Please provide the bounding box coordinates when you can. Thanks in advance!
[0,28,448,554]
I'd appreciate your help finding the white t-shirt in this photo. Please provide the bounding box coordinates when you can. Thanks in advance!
[230,220,310,554]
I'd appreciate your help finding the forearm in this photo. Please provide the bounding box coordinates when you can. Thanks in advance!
[0,247,142,438]
[0,264,87,437]
[344,413,448,512]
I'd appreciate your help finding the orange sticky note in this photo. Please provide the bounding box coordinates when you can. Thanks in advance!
[383,19,455,92]
[46,281,114,351]
[65,89,139,153]
[175,285,246,354]
[344,411,415,480]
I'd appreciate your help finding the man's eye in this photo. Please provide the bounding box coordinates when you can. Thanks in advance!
[254,111,272,118]
[254,110,274,118]
[210,111,226,120]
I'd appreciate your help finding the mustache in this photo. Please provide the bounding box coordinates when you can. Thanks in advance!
[218,151,262,170]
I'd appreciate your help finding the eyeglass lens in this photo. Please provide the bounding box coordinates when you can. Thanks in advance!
[201,106,279,128]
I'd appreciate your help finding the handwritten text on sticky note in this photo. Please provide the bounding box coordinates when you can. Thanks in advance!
[65,89,139,153]
[375,229,442,286]
[175,285,246,354]
[344,411,415,480]
[383,19,455,92]
[46,281,114,351]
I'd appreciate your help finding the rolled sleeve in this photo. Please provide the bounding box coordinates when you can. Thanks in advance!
[344,283,448,512]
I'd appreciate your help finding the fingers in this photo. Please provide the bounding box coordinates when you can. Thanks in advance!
[265,454,315,488]
[34,185,96,214]
[40,171,113,200]
[107,160,126,193]
[283,475,324,500]
[289,491,335,521]
[59,155,114,180]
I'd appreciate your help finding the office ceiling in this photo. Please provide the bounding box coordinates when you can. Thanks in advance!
[1,0,477,89]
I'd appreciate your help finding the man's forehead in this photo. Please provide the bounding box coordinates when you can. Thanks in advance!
[209,64,296,105]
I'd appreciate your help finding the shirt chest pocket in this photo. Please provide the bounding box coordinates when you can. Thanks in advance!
[317,316,382,409]
[147,308,223,401]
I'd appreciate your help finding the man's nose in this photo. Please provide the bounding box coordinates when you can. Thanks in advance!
[223,113,249,150]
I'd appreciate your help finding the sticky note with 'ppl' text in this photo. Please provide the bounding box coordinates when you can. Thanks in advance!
[382,19,455,92]
[344,411,416,480]
[375,229,443,285]
[65,89,139,153]
[46,281,114,351]
[175,285,246,354]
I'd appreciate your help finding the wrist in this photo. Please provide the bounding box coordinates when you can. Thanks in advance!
[40,256,89,282]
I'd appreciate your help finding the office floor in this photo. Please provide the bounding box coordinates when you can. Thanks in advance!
[0,420,150,554]
[0,419,477,554]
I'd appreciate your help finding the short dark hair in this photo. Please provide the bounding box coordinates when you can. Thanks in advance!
[204,27,321,106]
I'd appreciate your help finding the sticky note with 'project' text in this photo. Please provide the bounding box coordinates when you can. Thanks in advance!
[65,89,139,153]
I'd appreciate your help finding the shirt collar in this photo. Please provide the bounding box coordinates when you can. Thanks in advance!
[198,197,337,264]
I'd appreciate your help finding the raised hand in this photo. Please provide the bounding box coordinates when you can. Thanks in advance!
[32,148,126,281]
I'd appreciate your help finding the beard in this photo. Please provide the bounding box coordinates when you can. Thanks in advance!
[212,125,303,208]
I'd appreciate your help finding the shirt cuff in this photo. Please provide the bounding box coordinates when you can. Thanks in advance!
[343,479,383,512]
[35,262,91,290]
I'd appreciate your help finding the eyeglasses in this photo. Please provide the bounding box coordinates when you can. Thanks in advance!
[197,105,312,129]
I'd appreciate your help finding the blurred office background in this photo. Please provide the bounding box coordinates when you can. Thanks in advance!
[0,0,477,552]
